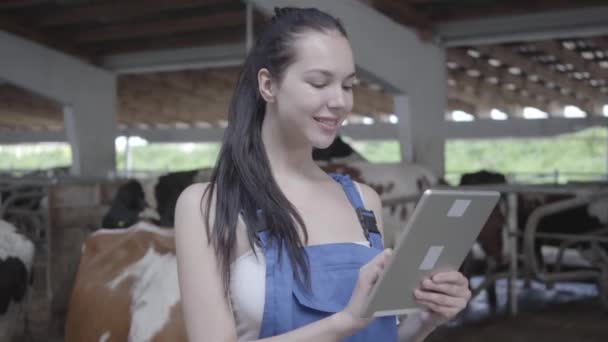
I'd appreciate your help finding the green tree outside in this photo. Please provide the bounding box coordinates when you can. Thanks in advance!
[1,127,606,184]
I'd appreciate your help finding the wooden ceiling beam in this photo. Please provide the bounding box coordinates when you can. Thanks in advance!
[118,74,231,124]
[150,69,237,100]
[475,45,603,115]
[448,84,529,118]
[131,72,233,109]
[535,39,608,83]
[591,36,608,50]
[370,0,433,37]
[448,49,568,114]
[120,100,229,127]
[36,0,233,27]
[116,103,160,127]
[447,69,551,117]
[426,0,601,21]
[0,14,95,62]
[0,87,63,127]
[447,98,476,114]
[0,109,62,128]
[72,11,245,43]
[1,106,62,123]
[85,26,245,56]
[0,0,49,10]
[119,103,182,127]
[353,83,394,114]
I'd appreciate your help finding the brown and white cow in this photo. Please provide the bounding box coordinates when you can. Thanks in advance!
[65,222,185,342]
[64,160,435,341]
[67,138,439,340]
[111,136,437,243]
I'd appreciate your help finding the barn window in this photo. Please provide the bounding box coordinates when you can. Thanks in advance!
[445,127,608,185]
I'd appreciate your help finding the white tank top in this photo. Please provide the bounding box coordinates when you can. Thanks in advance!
[230,247,266,341]
[229,182,370,340]
[229,241,371,341]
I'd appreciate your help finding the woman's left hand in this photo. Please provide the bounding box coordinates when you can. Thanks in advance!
[413,271,471,326]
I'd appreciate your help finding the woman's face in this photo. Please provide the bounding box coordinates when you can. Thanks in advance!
[269,30,356,149]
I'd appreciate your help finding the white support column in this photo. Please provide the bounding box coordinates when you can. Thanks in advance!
[394,95,414,163]
[64,96,117,177]
[247,0,447,175]
[0,30,117,177]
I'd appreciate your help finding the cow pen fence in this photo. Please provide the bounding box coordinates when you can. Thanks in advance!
[0,175,127,341]
[1,172,607,333]
[381,182,608,316]
[445,170,608,185]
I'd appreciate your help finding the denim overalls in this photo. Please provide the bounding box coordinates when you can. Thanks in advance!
[256,173,398,341]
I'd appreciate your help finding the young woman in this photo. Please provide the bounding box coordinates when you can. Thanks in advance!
[175,7,471,342]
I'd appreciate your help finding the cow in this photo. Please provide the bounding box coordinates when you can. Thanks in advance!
[65,222,185,342]
[457,170,508,310]
[0,219,35,342]
[106,136,436,239]
[314,136,437,247]
[516,185,608,272]
[455,170,608,269]
[459,170,508,265]
[317,160,436,247]
[66,137,438,341]
[101,180,149,229]
[458,170,608,310]
[124,169,215,229]
[153,169,213,227]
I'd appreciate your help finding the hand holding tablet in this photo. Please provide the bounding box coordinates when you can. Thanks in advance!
[362,189,500,318]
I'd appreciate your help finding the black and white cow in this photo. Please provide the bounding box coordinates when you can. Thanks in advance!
[102,136,437,235]
[153,169,212,227]
[0,219,35,342]
[101,180,148,229]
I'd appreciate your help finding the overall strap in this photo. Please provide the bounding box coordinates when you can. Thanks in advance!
[329,173,383,249]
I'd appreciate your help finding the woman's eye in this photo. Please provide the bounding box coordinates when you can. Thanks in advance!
[342,84,353,91]
[310,82,327,89]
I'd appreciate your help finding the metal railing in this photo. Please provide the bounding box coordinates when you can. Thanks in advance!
[380,182,608,315]
[445,170,608,185]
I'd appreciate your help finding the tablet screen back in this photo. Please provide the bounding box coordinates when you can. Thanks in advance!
[363,189,500,317]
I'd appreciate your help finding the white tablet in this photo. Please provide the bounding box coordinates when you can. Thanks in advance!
[362,189,500,318]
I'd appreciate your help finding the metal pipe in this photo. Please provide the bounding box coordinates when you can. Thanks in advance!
[523,189,608,283]
[507,192,519,316]
[246,3,254,53]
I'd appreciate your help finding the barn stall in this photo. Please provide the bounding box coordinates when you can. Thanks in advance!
[1,0,608,341]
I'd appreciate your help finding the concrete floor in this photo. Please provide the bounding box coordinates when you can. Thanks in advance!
[427,278,608,342]
[24,276,607,341]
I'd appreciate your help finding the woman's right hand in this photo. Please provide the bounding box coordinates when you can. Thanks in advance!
[336,248,393,332]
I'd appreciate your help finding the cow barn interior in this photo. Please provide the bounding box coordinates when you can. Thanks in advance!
[1,0,608,341]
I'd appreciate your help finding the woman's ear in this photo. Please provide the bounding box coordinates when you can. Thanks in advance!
[257,68,276,103]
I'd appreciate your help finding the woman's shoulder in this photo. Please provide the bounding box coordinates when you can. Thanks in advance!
[175,182,214,233]
[352,181,381,207]
[176,182,213,208]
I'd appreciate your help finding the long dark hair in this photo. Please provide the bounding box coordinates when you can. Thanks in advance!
[202,7,348,295]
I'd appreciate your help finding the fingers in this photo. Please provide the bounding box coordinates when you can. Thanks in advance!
[413,271,471,321]
[414,289,468,309]
[411,271,471,323]
[420,278,471,299]
[365,248,392,272]
[415,299,462,320]
[429,271,469,286]
[358,249,392,290]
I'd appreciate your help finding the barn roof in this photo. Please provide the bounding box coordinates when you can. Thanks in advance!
[0,0,606,133]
